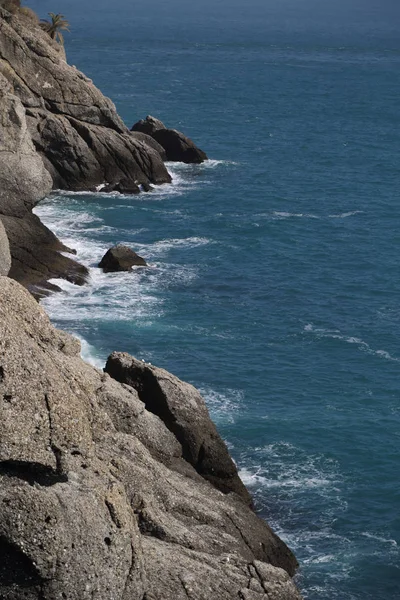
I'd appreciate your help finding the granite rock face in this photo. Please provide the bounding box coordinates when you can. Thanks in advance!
[0,72,52,219]
[0,218,11,276]
[0,70,87,295]
[132,115,208,163]
[105,352,252,503]
[0,7,172,293]
[131,115,166,136]
[129,131,167,161]
[0,8,171,190]
[0,276,302,600]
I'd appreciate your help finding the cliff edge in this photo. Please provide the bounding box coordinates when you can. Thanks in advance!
[0,276,301,599]
[0,6,170,295]
[0,6,303,599]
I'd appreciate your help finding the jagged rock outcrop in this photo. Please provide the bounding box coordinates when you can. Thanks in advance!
[99,245,147,273]
[105,352,252,503]
[0,7,174,293]
[0,218,11,276]
[131,115,166,136]
[0,72,52,218]
[0,8,171,191]
[129,131,167,161]
[0,70,87,295]
[132,115,208,163]
[0,276,302,599]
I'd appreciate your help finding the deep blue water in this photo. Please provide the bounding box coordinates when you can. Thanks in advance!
[29,0,400,597]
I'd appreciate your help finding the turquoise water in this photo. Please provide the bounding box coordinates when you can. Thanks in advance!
[30,0,400,597]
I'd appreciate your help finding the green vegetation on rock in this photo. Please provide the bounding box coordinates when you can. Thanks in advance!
[40,12,69,45]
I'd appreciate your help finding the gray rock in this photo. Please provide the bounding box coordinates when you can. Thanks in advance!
[0,70,87,295]
[0,74,52,219]
[153,128,208,163]
[0,218,11,276]
[130,130,167,161]
[99,245,147,273]
[104,352,253,504]
[0,8,172,193]
[1,213,88,297]
[131,115,208,163]
[131,115,166,136]
[0,276,301,599]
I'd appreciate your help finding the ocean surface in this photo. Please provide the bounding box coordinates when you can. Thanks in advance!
[29,0,400,597]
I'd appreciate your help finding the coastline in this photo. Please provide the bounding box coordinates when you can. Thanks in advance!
[0,6,302,599]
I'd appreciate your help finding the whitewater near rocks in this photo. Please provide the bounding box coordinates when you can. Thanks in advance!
[0,5,302,599]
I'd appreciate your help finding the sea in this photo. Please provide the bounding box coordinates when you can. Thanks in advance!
[28,0,400,597]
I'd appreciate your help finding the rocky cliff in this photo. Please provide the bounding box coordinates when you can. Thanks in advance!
[0,6,303,599]
[0,277,302,599]
[0,6,170,294]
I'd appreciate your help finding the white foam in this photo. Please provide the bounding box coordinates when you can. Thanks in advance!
[328,210,364,218]
[272,211,320,219]
[238,442,341,498]
[238,467,268,487]
[41,267,164,323]
[136,237,212,258]
[360,532,398,547]
[74,334,106,369]
[303,323,400,362]
[199,387,244,424]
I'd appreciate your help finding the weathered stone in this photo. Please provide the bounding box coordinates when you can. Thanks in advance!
[0,218,11,276]
[0,69,88,295]
[104,352,252,504]
[130,130,167,161]
[131,114,208,163]
[0,277,301,599]
[0,9,172,194]
[1,213,88,297]
[99,245,147,273]
[0,74,52,218]
[131,115,166,136]
[153,128,208,163]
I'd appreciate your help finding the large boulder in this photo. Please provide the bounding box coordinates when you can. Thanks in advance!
[0,218,11,276]
[131,114,208,163]
[99,245,147,273]
[0,276,301,599]
[153,127,208,163]
[104,352,252,503]
[131,115,166,136]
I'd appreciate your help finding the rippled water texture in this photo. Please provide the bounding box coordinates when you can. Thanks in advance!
[30,0,400,597]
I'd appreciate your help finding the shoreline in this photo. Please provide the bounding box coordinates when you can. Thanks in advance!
[0,6,303,598]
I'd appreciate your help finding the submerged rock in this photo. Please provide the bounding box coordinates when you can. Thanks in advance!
[99,245,147,272]
[0,276,302,599]
[131,114,208,163]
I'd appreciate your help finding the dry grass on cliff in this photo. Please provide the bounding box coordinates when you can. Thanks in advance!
[0,0,39,23]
